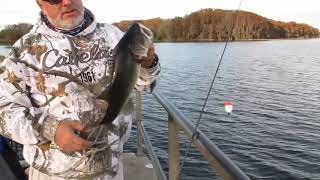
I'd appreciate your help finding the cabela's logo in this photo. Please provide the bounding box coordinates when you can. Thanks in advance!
[42,44,114,71]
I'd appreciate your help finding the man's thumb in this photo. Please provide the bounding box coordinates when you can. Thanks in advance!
[69,121,86,131]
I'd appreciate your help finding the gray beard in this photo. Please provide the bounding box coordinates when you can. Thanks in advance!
[47,8,85,30]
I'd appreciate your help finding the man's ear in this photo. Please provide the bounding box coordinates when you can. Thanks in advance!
[36,0,47,15]
[36,0,42,8]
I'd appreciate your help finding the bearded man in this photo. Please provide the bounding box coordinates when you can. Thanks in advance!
[0,0,160,179]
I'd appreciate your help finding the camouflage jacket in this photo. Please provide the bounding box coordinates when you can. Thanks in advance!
[0,10,160,179]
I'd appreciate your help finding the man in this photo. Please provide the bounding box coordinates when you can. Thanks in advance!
[0,0,160,179]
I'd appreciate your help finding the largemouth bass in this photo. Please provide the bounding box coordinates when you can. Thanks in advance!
[99,23,153,124]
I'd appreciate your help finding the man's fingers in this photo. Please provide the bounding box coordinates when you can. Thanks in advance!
[68,120,86,131]
[147,43,155,55]
[131,43,155,63]
[71,134,92,148]
[60,134,91,153]
[55,120,92,152]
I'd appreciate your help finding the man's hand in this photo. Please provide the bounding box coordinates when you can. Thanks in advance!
[133,43,157,68]
[54,120,91,153]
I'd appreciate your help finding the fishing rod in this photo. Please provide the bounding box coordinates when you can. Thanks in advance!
[176,0,244,179]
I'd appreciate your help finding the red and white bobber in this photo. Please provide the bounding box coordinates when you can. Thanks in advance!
[224,101,233,115]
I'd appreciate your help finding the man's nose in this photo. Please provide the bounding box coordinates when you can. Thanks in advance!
[61,0,72,6]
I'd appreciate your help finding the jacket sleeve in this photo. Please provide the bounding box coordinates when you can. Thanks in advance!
[135,54,160,93]
[0,43,52,145]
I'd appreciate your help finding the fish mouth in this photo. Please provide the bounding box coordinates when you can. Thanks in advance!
[129,23,153,57]
[139,23,153,40]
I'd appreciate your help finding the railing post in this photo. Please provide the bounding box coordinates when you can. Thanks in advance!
[135,91,143,156]
[168,115,180,180]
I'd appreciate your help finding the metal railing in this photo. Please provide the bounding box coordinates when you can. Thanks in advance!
[4,88,250,180]
[135,91,167,180]
[135,89,251,180]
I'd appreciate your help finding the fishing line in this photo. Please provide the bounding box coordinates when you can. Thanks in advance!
[176,0,244,179]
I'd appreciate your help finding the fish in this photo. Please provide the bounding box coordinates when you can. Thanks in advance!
[99,22,153,124]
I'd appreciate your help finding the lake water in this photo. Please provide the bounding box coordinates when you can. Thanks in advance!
[1,39,320,179]
[127,39,320,180]
[0,46,10,56]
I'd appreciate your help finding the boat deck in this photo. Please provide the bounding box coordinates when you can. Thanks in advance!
[123,153,157,180]
[1,153,157,180]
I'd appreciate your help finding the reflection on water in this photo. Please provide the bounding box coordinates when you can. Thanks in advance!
[0,46,10,56]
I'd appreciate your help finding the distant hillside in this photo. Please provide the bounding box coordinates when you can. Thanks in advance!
[114,9,319,41]
[0,23,33,45]
[0,9,318,44]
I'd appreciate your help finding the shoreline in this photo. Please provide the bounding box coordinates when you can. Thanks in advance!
[0,40,13,46]
[0,55,5,61]
[0,44,12,47]
[154,37,320,43]
[0,37,319,47]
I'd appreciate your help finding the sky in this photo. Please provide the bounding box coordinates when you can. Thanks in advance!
[0,0,319,29]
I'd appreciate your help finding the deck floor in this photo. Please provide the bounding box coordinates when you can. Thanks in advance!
[2,152,158,180]
[123,153,157,180]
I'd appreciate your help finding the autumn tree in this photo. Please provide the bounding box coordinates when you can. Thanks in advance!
[0,23,33,44]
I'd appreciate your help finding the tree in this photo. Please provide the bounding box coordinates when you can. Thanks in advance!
[0,23,33,44]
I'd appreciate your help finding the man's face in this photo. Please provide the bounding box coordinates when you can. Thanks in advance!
[38,0,84,29]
